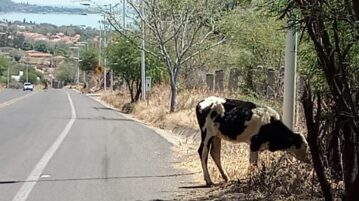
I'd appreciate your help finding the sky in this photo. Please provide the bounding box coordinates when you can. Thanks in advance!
[12,0,121,7]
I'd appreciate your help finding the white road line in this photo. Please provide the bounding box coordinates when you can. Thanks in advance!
[12,91,76,201]
[0,91,38,109]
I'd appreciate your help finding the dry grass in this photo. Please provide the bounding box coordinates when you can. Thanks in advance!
[99,85,329,200]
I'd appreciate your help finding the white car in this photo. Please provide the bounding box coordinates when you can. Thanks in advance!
[23,82,34,91]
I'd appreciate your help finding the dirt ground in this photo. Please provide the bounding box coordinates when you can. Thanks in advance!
[94,86,328,201]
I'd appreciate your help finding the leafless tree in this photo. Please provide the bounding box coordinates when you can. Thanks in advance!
[105,0,226,112]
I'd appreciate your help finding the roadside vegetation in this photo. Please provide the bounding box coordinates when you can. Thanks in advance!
[97,0,359,200]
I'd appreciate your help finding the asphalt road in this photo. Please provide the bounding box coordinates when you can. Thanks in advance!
[0,89,33,105]
[0,89,193,201]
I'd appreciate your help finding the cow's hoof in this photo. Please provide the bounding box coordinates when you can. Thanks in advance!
[205,181,214,187]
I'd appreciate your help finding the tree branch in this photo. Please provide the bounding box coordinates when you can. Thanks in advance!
[181,37,226,65]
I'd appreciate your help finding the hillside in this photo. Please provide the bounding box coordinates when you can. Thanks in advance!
[0,0,17,12]
[0,0,88,13]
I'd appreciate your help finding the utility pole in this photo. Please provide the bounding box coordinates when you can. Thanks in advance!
[283,27,297,130]
[141,4,146,100]
[109,4,114,92]
[7,67,9,88]
[69,46,80,83]
[75,42,88,83]
[77,48,80,83]
[123,0,126,29]
[99,22,102,67]
[103,14,107,91]
[25,56,30,83]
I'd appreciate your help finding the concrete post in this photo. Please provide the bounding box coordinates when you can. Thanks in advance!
[206,74,214,92]
[266,67,275,98]
[215,70,224,92]
[229,68,239,92]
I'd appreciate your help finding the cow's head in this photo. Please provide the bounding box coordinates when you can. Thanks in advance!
[286,132,310,163]
[250,118,310,163]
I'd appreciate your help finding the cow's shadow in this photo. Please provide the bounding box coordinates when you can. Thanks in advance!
[179,182,229,189]
[179,184,212,189]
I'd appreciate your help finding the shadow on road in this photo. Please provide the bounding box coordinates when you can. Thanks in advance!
[93,107,115,111]
[76,116,134,122]
[0,172,199,185]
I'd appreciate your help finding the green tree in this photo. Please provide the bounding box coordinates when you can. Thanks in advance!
[0,56,10,81]
[214,6,286,93]
[54,61,76,84]
[0,56,10,78]
[9,48,24,62]
[51,42,70,56]
[19,69,40,84]
[107,37,166,102]
[22,41,33,51]
[79,48,98,72]
[33,40,48,53]
[13,34,25,49]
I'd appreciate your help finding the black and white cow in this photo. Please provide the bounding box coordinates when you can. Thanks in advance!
[196,96,309,186]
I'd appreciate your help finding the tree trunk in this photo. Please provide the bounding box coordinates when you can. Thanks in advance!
[126,79,134,103]
[308,132,333,201]
[134,80,141,102]
[328,126,342,181]
[302,89,333,201]
[170,79,177,112]
[342,121,359,201]
[352,0,359,20]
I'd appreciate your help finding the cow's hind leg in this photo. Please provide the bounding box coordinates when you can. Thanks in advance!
[210,136,228,182]
[249,151,259,166]
[198,130,214,186]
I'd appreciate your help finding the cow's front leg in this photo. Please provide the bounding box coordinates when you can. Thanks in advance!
[198,132,214,186]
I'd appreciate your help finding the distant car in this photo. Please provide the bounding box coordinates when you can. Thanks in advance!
[23,82,34,91]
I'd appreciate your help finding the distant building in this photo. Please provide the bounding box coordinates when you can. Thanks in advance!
[21,50,52,69]
[18,31,81,44]
[16,25,26,30]
[0,23,7,32]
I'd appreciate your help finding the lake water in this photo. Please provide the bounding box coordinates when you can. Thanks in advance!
[0,12,103,28]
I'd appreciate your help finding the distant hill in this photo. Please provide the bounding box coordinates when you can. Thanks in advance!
[0,0,89,14]
[0,0,17,12]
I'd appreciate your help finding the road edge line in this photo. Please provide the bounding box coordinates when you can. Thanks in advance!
[85,93,183,147]
[0,91,38,109]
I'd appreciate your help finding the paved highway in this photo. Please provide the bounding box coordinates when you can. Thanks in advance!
[0,89,192,201]
[0,89,33,106]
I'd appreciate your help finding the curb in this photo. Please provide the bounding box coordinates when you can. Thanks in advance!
[80,90,184,147]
